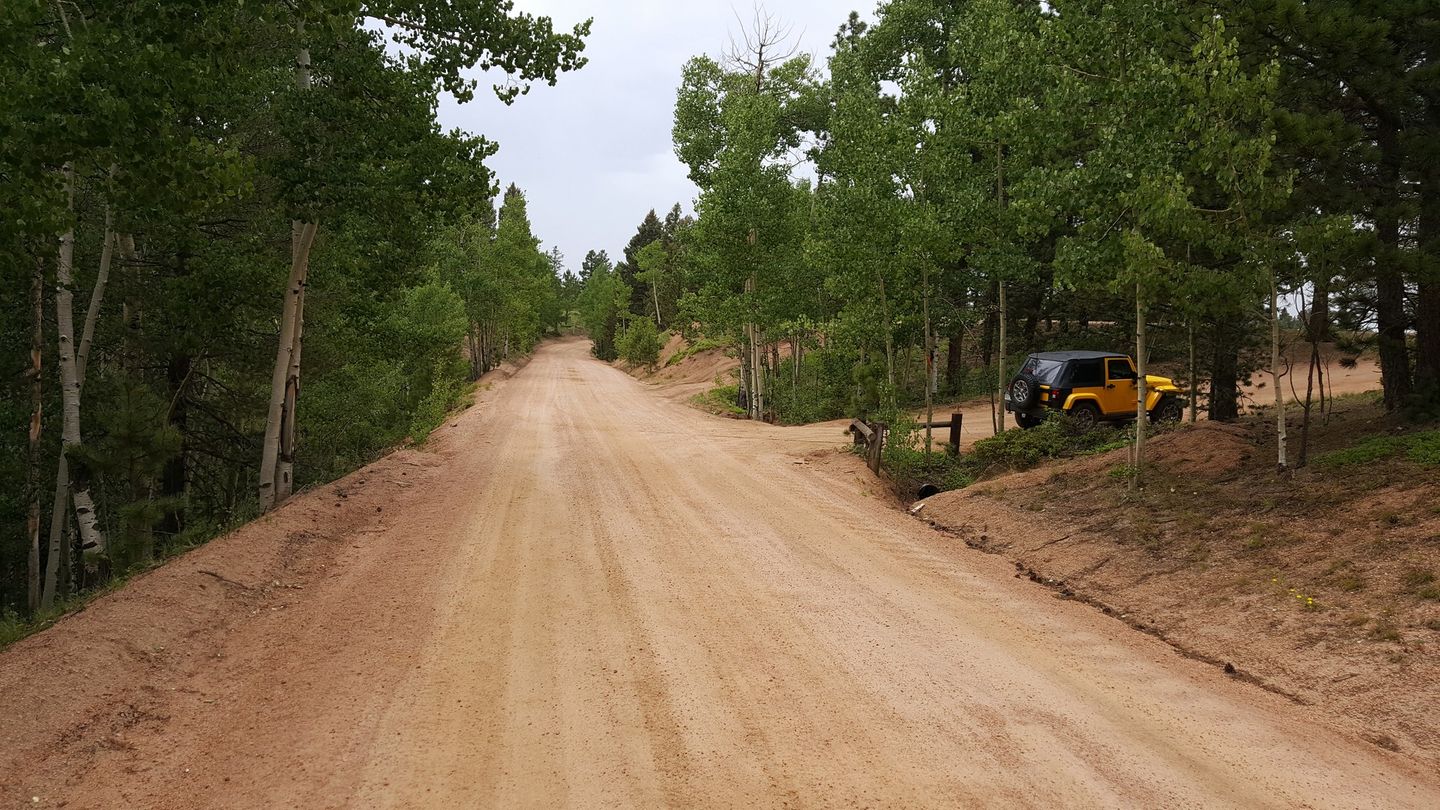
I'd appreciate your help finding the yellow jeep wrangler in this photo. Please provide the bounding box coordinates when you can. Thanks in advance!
[1004,350,1185,429]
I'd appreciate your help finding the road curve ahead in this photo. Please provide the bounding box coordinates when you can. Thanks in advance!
[6,338,1438,809]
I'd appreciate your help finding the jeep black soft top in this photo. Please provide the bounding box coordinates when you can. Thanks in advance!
[1016,351,1127,386]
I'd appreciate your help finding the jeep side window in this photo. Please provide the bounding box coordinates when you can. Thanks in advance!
[1069,359,1104,387]
[1107,358,1136,382]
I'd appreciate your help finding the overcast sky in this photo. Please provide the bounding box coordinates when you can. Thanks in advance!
[436,1,870,274]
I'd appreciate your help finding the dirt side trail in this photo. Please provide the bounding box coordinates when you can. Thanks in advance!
[2,338,1435,809]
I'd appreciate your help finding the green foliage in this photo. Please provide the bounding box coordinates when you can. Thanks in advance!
[1316,430,1440,469]
[969,418,1129,471]
[0,0,589,615]
[577,251,630,361]
[767,349,863,425]
[617,319,664,369]
[667,335,731,366]
[876,412,1129,498]
[691,384,745,417]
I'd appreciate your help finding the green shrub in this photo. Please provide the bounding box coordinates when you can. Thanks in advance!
[618,319,664,368]
[691,383,744,416]
[872,413,1129,499]
[879,417,972,496]
[969,416,1127,470]
[409,360,469,441]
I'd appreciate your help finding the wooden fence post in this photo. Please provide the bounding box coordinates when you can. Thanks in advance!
[867,422,887,473]
[948,412,962,456]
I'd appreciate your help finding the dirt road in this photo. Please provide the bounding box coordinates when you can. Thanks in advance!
[2,338,1435,809]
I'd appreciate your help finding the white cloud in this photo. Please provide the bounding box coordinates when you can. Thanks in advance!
[437,1,869,271]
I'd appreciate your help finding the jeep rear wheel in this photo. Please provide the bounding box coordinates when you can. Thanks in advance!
[1009,375,1040,409]
[1067,401,1100,427]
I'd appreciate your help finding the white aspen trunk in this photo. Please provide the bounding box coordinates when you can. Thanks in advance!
[1271,270,1287,470]
[55,166,106,555]
[995,279,1007,435]
[744,272,763,420]
[276,276,306,501]
[751,325,762,419]
[76,216,115,384]
[44,463,70,607]
[652,280,662,328]
[43,220,115,607]
[1133,285,1148,490]
[261,35,316,511]
[28,259,44,613]
[258,221,317,511]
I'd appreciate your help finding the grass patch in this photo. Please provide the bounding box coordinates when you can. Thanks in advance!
[1336,574,1366,593]
[1316,429,1440,468]
[667,335,732,366]
[690,383,744,416]
[1405,569,1440,600]
[1370,622,1403,642]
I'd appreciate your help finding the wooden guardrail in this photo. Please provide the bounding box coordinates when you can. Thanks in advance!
[921,413,963,457]
[848,419,887,473]
[849,412,964,476]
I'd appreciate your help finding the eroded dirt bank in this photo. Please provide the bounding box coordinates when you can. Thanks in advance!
[1,338,1436,809]
[918,416,1440,772]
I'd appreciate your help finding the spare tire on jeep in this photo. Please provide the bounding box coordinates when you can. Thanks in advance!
[1008,375,1040,409]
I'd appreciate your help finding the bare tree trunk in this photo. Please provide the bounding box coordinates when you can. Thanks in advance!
[946,323,963,395]
[1298,269,1329,467]
[1187,323,1198,423]
[1374,123,1412,410]
[1299,339,1320,467]
[923,268,934,456]
[995,279,1007,435]
[1132,285,1147,490]
[1417,125,1440,399]
[28,258,44,613]
[55,166,106,556]
[980,279,998,366]
[120,234,141,375]
[258,221,317,512]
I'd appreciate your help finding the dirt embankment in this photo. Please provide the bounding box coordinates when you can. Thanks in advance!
[615,331,740,403]
[917,411,1440,766]
[0,353,532,807]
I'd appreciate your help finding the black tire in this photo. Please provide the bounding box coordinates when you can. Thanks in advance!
[1008,375,1040,409]
[1067,401,1101,427]
[1015,411,1044,429]
[1152,396,1183,423]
